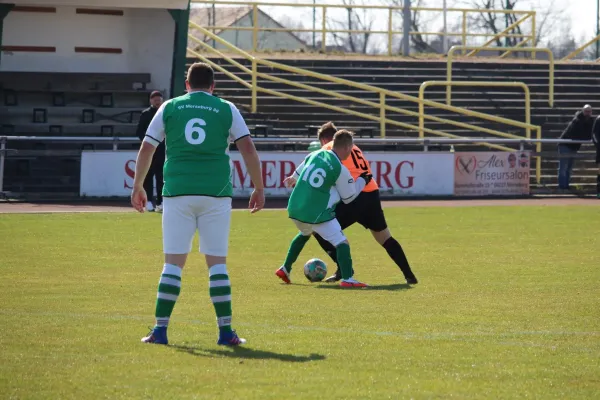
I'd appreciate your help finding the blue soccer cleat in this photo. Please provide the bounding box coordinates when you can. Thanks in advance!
[141,326,168,345]
[217,330,247,346]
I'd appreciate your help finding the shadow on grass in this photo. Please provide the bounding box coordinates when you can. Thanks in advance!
[171,344,326,363]
[315,283,413,291]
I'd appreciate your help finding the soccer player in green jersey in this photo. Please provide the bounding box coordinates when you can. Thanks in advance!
[131,63,265,346]
[275,130,372,288]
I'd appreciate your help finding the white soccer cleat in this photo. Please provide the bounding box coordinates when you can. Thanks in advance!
[155,204,163,213]
[146,202,155,212]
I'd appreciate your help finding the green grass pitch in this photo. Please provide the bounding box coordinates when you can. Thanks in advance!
[1,205,599,399]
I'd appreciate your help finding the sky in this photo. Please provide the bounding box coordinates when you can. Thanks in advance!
[199,0,598,43]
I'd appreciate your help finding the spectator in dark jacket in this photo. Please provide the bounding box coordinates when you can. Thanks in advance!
[557,105,594,190]
[136,91,165,212]
[592,116,600,198]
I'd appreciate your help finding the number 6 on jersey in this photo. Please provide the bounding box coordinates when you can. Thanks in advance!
[185,118,207,145]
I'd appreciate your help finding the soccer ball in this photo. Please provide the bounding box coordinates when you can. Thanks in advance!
[303,258,327,282]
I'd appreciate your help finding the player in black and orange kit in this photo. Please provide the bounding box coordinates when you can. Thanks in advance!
[315,122,418,284]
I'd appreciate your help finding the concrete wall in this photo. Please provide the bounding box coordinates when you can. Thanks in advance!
[0,6,175,95]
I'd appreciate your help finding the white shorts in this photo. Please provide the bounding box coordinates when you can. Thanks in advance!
[162,196,232,256]
[292,219,347,247]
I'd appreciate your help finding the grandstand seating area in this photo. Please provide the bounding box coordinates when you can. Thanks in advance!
[205,57,600,189]
[0,72,153,195]
[2,57,599,196]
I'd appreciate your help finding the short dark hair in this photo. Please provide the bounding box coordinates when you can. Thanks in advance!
[187,62,214,90]
[318,121,337,142]
[332,129,354,149]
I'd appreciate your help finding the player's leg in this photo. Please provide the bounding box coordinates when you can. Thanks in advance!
[360,191,418,284]
[316,200,358,283]
[313,219,367,288]
[141,196,195,345]
[276,221,312,283]
[197,196,245,346]
[370,229,417,284]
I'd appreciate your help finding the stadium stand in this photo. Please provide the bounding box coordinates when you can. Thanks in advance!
[0,0,189,197]
[202,57,600,189]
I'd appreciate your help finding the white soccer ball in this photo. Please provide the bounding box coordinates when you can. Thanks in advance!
[303,258,328,282]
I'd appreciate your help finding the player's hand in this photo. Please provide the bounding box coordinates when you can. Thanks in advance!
[283,175,297,188]
[359,172,373,185]
[131,186,148,213]
[249,188,265,214]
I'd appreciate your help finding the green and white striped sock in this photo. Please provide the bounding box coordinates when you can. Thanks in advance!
[155,264,182,327]
[209,264,233,333]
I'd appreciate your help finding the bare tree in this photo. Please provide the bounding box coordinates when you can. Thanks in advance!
[463,0,523,47]
[326,0,377,54]
[276,16,312,46]
[386,0,461,54]
[461,0,569,49]
[545,21,583,59]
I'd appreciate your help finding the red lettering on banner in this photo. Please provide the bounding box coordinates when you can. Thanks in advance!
[262,161,277,189]
[280,161,296,188]
[124,160,135,189]
[374,161,392,188]
[396,161,414,189]
[232,160,252,188]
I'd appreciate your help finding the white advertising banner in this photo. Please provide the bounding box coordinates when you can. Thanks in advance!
[454,151,531,196]
[80,151,455,197]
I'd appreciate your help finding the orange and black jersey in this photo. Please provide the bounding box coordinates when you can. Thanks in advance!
[322,142,378,192]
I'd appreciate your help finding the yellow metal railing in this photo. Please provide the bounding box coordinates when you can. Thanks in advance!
[447,46,554,108]
[466,12,536,59]
[562,34,600,61]
[190,0,535,57]
[420,80,542,183]
[419,81,534,139]
[188,23,542,179]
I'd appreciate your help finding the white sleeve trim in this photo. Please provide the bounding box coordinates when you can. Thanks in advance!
[228,101,251,141]
[293,160,306,177]
[335,166,365,204]
[145,101,168,145]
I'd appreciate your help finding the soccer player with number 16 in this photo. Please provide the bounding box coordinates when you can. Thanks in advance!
[276,130,372,288]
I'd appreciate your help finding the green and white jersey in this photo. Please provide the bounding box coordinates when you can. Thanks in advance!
[288,149,365,224]
[144,91,250,197]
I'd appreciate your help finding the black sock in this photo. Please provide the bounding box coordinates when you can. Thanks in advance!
[597,174,600,194]
[383,237,416,280]
[313,233,338,265]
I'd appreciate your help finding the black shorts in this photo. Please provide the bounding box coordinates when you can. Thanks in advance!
[335,190,388,232]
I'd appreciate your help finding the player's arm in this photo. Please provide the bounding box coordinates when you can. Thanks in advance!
[284,155,310,188]
[131,103,166,212]
[134,103,166,185]
[229,103,265,213]
[335,166,371,204]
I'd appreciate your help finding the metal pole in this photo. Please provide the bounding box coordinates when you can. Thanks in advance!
[505,0,510,47]
[442,0,448,53]
[312,0,316,49]
[211,3,216,49]
[0,137,6,194]
[597,0,600,59]
[402,0,411,56]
